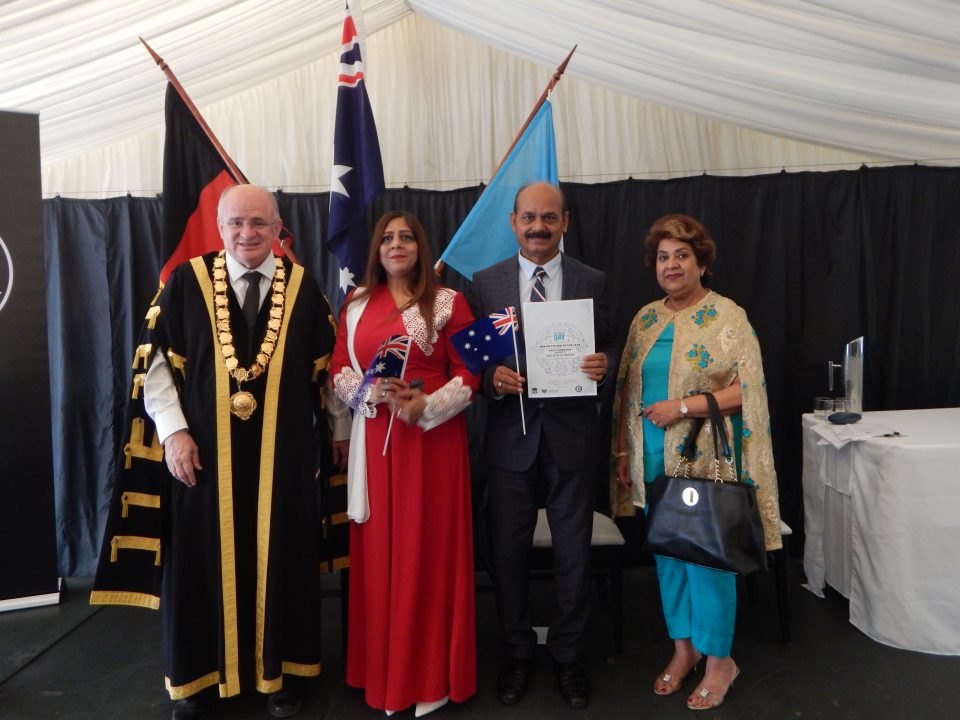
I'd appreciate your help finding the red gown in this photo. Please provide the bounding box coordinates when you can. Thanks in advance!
[331,286,478,711]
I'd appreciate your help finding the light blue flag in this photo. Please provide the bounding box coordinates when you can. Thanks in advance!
[440,100,558,280]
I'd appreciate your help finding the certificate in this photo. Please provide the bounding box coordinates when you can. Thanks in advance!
[522,298,596,398]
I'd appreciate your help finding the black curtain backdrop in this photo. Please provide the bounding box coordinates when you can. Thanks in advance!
[44,197,162,575]
[44,167,960,577]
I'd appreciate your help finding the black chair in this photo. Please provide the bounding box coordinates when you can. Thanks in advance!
[745,520,792,644]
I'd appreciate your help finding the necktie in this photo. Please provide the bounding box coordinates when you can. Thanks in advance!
[241,271,261,331]
[530,266,547,302]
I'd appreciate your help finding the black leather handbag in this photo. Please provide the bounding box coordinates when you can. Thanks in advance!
[642,392,768,574]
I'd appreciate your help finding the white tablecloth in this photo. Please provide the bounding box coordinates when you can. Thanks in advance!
[802,408,960,655]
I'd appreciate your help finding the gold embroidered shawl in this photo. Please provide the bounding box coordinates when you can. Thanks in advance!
[610,290,782,550]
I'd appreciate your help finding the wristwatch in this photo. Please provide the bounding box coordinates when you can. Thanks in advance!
[679,398,689,417]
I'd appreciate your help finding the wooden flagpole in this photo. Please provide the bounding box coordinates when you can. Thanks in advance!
[139,37,247,183]
[490,44,577,181]
[434,44,577,276]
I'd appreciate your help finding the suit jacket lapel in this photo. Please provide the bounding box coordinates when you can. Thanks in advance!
[500,258,524,344]
[501,258,522,316]
[560,254,578,301]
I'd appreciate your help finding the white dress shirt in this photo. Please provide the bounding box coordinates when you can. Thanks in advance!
[517,250,563,303]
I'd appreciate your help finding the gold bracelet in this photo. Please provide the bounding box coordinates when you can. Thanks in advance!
[613,451,628,458]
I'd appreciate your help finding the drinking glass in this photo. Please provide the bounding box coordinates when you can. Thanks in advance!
[814,397,833,419]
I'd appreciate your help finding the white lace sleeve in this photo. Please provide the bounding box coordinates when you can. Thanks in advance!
[418,376,472,431]
[332,367,379,418]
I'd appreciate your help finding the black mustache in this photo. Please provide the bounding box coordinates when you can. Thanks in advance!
[525,230,553,240]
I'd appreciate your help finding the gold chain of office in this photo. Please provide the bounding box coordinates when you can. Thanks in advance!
[211,251,286,420]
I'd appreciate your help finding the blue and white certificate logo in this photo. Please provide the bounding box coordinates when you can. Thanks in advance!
[535,322,585,376]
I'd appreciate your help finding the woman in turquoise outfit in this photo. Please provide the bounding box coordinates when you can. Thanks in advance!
[611,214,782,711]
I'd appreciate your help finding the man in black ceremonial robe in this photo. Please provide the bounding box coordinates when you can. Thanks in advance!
[92,184,348,720]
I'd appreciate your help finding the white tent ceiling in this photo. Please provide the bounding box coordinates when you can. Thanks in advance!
[2,0,958,197]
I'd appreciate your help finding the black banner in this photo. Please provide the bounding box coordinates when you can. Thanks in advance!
[0,111,59,608]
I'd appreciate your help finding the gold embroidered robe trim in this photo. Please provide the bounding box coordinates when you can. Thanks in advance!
[145,305,161,329]
[131,372,146,399]
[166,349,187,376]
[190,256,242,696]
[132,343,152,369]
[253,263,302,692]
[88,590,160,609]
[165,671,220,701]
[123,417,163,468]
[121,491,161,517]
[109,535,161,565]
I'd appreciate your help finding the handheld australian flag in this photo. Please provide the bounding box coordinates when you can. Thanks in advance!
[327,2,385,297]
[351,334,412,409]
[451,307,518,374]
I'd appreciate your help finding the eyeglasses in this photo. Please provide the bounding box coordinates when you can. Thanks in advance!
[220,218,278,230]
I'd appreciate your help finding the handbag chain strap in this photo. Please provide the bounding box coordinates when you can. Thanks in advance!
[671,392,737,483]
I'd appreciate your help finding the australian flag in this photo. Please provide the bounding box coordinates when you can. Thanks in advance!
[351,334,412,409]
[451,307,518,374]
[327,1,385,297]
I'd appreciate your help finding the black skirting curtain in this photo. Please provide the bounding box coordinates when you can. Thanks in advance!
[44,166,960,576]
[44,196,161,576]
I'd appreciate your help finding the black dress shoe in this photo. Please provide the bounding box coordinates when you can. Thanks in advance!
[496,657,533,705]
[267,686,302,718]
[171,697,209,720]
[555,662,590,710]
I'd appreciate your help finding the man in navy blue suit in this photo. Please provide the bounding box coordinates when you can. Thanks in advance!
[466,182,614,710]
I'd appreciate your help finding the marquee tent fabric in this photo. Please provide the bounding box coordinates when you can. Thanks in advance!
[2,1,960,197]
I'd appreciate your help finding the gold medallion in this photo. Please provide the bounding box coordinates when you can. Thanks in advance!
[229,390,258,420]
[209,252,287,422]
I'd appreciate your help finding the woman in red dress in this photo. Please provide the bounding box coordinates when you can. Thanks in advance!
[331,211,478,716]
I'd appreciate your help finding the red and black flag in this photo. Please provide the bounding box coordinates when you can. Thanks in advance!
[159,83,239,283]
[159,83,295,283]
